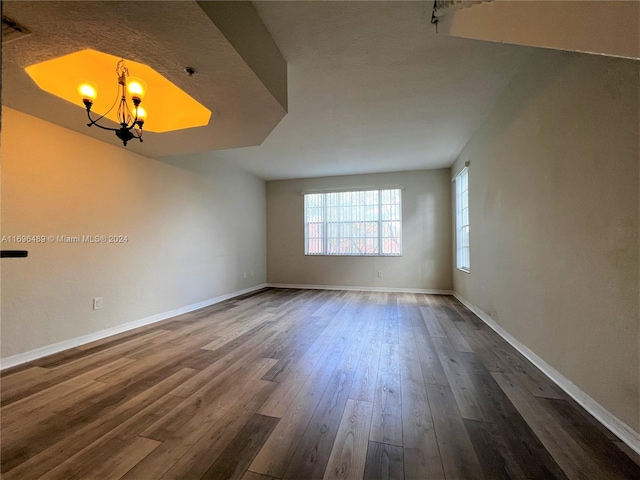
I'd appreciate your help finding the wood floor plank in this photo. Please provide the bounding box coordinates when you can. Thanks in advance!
[89,435,161,480]
[257,333,332,418]
[311,291,349,317]
[57,393,183,480]
[335,322,370,373]
[426,383,484,480]
[403,447,445,480]
[397,314,420,366]
[30,329,171,368]
[3,368,196,479]
[419,306,445,338]
[242,472,278,480]
[458,351,570,479]
[200,414,280,480]
[541,397,640,479]
[0,365,49,392]
[2,288,635,480]
[0,330,170,407]
[614,442,640,468]
[323,399,374,480]
[399,313,442,480]
[478,328,563,399]
[349,301,384,403]
[431,335,489,421]
[455,321,511,373]
[140,357,277,441]
[120,364,277,480]
[364,441,404,480]
[349,335,382,403]
[369,343,403,446]
[464,419,518,480]
[492,371,614,479]
[168,322,281,399]
[433,302,473,353]
[159,380,278,480]
[410,315,448,386]
[382,304,400,344]
[261,323,327,382]
[1,357,134,434]
[40,433,162,480]
[281,369,355,480]
[250,339,349,477]
[50,354,199,425]
[399,357,444,479]
[201,313,275,351]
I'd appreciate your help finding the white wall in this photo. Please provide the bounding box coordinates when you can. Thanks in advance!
[1,107,266,359]
[451,51,639,431]
[267,170,452,291]
[438,0,639,60]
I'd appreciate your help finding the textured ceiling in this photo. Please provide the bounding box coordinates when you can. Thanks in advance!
[164,1,533,180]
[2,1,286,157]
[3,1,533,180]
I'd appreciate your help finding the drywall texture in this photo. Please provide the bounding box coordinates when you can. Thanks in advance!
[451,51,639,431]
[1,107,266,358]
[197,0,288,111]
[267,170,452,290]
[438,0,639,60]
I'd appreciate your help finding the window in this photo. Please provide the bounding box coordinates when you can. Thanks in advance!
[305,189,402,256]
[455,167,470,272]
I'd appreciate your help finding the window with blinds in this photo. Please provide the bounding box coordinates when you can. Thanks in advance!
[304,189,402,256]
[456,167,470,272]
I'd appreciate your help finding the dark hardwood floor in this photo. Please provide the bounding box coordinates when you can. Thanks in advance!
[1,288,638,479]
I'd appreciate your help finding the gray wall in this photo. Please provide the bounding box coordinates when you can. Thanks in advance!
[1,107,267,359]
[267,170,452,290]
[451,51,639,431]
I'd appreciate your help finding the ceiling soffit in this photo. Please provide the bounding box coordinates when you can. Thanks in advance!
[2,0,287,157]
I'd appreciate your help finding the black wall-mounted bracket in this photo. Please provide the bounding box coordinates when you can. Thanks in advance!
[1,250,28,258]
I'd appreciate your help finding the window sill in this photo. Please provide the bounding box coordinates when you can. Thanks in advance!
[457,267,471,274]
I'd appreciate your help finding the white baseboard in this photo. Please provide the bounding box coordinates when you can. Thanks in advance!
[267,283,453,295]
[0,283,267,371]
[452,292,640,456]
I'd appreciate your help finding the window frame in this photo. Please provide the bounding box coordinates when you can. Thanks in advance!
[455,167,470,273]
[304,188,402,257]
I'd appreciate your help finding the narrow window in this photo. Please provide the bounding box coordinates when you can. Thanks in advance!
[456,167,470,272]
[304,189,402,256]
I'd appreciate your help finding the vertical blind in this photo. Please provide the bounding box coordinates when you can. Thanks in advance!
[305,189,402,256]
[456,167,470,271]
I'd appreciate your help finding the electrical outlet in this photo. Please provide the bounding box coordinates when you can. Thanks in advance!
[243,271,247,279]
[377,271,383,278]
[93,297,103,310]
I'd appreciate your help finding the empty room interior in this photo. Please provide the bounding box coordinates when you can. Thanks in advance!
[1,1,639,479]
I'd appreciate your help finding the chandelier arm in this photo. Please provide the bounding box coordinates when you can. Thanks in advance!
[86,89,121,126]
[124,118,143,132]
[130,122,144,142]
[131,123,143,136]
[86,109,120,132]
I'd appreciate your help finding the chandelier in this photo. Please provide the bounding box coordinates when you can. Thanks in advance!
[77,59,148,146]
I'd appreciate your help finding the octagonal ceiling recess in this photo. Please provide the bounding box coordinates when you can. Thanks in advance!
[2,1,287,157]
[25,49,212,133]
